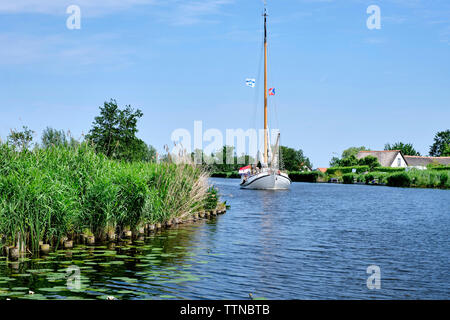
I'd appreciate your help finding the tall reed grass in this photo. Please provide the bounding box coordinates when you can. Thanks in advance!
[0,144,214,253]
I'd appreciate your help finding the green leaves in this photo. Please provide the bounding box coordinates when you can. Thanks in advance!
[85,99,154,162]
[384,142,421,156]
[429,130,450,157]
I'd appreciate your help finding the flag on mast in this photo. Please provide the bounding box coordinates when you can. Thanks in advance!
[269,88,276,96]
[246,78,256,88]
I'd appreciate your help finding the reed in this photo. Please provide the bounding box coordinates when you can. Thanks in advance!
[0,143,215,253]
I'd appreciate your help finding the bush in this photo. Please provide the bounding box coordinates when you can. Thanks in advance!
[289,171,322,183]
[429,166,450,171]
[342,173,355,184]
[387,173,411,188]
[326,166,369,175]
[211,172,227,178]
[372,167,406,173]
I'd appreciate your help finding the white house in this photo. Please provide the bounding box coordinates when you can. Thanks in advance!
[356,150,408,167]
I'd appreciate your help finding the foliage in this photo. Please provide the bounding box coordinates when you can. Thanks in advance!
[372,167,406,173]
[387,172,411,188]
[384,142,420,156]
[204,186,218,210]
[329,146,372,167]
[280,146,312,172]
[85,99,155,162]
[326,166,369,175]
[342,173,355,184]
[429,130,450,156]
[357,155,381,170]
[0,143,212,251]
[7,126,34,152]
[341,146,368,159]
[289,171,322,183]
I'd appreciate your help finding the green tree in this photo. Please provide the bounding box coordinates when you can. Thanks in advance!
[357,155,380,170]
[42,127,67,148]
[280,146,312,171]
[384,142,420,156]
[429,130,450,156]
[7,126,34,152]
[442,143,450,157]
[340,154,358,167]
[86,99,153,162]
[329,156,340,167]
[329,146,368,167]
[341,146,368,159]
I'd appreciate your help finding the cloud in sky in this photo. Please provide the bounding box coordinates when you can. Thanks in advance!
[0,0,157,15]
[0,0,234,25]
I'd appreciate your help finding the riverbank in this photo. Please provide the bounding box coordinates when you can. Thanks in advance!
[212,168,450,189]
[0,144,225,258]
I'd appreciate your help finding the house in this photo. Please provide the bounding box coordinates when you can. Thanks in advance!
[356,150,408,168]
[403,155,450,170]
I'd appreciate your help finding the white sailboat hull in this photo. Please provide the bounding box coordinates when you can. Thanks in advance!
[240,172,291,190]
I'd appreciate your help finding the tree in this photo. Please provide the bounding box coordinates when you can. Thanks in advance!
[442,143,450,157]
[339,154,358,167]
[357,155,380,170]
[85,99,149,162]
[429,130,450,156]
[329,146,368,167]
[329,156,340,167]
[384,142,420,156]
[7,126,34,152]
[42,127,67,148]
[341,146,367,159]
[280,146,313,172]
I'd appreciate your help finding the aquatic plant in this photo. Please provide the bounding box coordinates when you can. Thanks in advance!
[0,143,214,254]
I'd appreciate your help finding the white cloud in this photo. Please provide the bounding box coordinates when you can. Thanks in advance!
[0,0,234,24]
[0,0,157,15]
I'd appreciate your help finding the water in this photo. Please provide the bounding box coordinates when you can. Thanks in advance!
[0,178,449,300]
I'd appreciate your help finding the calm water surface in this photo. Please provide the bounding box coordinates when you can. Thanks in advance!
[1,178,449,299]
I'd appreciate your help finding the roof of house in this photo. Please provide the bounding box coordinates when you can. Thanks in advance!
[404,155,450,167]
[356,150,402,167]
[317,168,327,173]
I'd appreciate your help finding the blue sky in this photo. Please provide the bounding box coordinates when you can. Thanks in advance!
[0,0,449,167]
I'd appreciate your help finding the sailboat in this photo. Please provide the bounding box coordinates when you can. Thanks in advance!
[240,4,291,190]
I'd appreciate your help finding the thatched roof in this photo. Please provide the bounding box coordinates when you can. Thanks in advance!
[356,150,402,167]
[404,156,450,167]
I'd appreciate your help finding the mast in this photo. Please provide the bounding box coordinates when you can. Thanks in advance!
[263,5,268,165]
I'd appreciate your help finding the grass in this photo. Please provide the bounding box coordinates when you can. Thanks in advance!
[0,143,216,253]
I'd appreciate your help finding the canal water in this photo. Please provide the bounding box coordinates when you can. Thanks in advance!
[0,178,449,300]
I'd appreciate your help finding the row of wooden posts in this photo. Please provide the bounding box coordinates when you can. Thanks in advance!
[3,208,227,259]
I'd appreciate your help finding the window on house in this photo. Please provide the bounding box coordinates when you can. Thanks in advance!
[397,158,401,166]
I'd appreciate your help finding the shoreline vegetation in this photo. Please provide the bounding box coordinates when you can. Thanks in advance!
[0,100,230,259]
[212,166,450,189]
[0,143,226,259]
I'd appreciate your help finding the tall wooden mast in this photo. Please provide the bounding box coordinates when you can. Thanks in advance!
[263,6,268,165]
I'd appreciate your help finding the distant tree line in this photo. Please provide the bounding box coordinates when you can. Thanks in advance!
[194,145,313,173]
